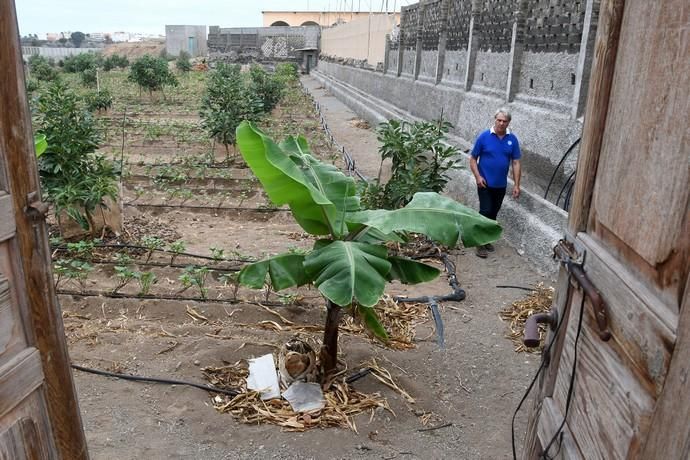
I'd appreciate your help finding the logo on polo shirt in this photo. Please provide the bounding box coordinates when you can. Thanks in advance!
[507,140,513,146]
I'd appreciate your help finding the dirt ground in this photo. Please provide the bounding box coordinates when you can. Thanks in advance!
[59,72,552,460]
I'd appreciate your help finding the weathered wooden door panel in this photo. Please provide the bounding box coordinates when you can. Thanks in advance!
[0,0,89,458]
[525,0,689,458]
[0,398,53,460]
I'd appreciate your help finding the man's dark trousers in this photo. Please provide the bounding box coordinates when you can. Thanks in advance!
[477,186,506,220]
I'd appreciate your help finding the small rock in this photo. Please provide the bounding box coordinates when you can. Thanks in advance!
[193,360,200,366]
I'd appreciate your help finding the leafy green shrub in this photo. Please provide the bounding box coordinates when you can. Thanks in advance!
[128,54,178,98]
[361,119,462,209]
[275,62,298,82]
[28,55,59,82]
[175,51,192,72]
[84,89,113,112]
[63,52,101,73]
[249,64,284,112]
[81,67,98,87]
[34,81,118,231]
[26,78,40,94]
[235,121,500,381]
[103,54,129,71]
[199,63,261,155]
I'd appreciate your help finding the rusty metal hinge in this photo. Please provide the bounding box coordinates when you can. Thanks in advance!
[553,238,612,341]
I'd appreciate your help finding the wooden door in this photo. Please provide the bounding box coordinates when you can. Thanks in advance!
[523,0,689,458]
[0,1,89,458]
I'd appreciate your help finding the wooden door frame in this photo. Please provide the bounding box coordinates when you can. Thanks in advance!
[0,1,89,458]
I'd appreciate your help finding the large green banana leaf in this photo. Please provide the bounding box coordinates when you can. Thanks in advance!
[347,192,502,247]
[236,121,358,237]
[387,256,440,284]
[303,241,391,308]
[354,305,388,341]
[238,253,310,291]
[34,134,47,157]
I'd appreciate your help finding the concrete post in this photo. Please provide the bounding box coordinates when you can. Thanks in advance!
[506,0,528,102]
[383,34,391,75]
[464,0,481,91]
[413,2,425,80]
[397,7,406,76]
[435,0,451,84]
[572,0,600,119]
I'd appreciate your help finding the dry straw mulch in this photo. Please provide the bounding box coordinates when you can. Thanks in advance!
[342,296,431,350]
[203,361,394,432]
[233,297,430,350]
[499,283,554,353]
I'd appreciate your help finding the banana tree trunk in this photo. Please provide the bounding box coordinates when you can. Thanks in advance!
[320,300,341,386]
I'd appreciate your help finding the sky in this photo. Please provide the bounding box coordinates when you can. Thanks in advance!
[15,0,407,36]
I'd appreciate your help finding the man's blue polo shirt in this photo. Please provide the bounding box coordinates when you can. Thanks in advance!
[471,128,521,188]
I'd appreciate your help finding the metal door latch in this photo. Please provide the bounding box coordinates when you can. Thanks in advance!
[25,191,48,219]
[553,238,612,341]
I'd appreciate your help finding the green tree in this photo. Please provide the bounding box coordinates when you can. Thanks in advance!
[199,63,261,156]
[70,31,86,48]
[28,55,58,82]
[248,64,285,112]
[34,81,118,231]
[362,119,462,209]
[63,52,101,73]
[128,54,178,99]
[235,122,501,383]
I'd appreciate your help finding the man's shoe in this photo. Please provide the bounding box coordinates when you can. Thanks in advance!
[475,246,488,258]
[485,243,495,252]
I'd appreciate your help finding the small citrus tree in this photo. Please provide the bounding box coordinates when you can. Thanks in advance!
[35,81,118,231]
[200,64,262,157]
[128,55,178,99]
[236,121,501,384]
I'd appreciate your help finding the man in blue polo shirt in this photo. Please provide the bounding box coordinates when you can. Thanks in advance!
[469,108,521,258]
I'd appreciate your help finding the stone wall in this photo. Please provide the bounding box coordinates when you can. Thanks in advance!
[324,0,600,202]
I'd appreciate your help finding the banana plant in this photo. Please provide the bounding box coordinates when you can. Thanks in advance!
[235,121,501,384]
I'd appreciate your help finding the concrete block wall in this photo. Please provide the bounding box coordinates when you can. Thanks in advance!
[321,0,599,197]
[208,26,319,60]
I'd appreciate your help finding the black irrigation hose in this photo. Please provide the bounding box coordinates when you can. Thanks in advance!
[345,367,372,384]
[72,364,239,397]
[124,203,287,213]
[543,138,580,201]
[58,289,287,307]
[103,143,210,150]
[53,242,256,263]
[496,285,535,291]
[563,173,577,212]
[127,161,243,169]
[393,247,467,348]
[70,258,242,273]
[540,294,585,460]
[556,170,577,210]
